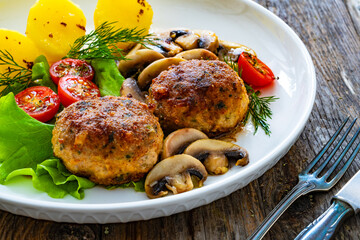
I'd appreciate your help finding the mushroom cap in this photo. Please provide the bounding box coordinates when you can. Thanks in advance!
[127,43,142,56]
[162,128,208,159]
[217,40,256,61]
[144,29,219,57]
[193,30,219,53]
[117,49,165,78]
[184,139,249,171]
[175,49,218,61]
[174,31,200,50]
[145,154,208,199]
[137,57,185,90]
[171,29,219,53]
[120,77,146,103]
[142,29,185,57]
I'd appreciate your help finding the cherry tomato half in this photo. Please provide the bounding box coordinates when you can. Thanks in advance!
[58,76,100,107]
[15,86,60,122]
[238,52,275,87]
[49,58,94,85]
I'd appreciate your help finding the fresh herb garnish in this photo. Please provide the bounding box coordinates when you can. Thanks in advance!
[0,50,33,97]
[65,21,156,60]
[224,56,278,135]
[243,86,278,135]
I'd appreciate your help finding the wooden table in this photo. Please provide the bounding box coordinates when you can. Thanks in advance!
[1,0,359,239]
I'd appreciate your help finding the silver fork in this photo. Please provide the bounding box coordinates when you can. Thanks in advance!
[248,117,360,240]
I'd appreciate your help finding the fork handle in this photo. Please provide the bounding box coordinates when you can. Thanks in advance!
[247,181,315,240]
[294,199,354,240]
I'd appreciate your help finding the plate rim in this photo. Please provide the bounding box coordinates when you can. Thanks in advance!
[0,0,316,222]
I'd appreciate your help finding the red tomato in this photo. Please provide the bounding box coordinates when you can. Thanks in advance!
[58,76,100,107]
[238,52,275,87]
[15,86,60,122]
[49,58,94,85]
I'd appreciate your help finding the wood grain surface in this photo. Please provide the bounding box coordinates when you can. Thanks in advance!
[1,0,359,239]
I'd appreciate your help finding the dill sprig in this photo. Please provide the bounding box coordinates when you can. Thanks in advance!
[223,56,278,135]
[243,86,278,135]
[224,56,240,75]
[0,50,33,97]
[65,22,156,60]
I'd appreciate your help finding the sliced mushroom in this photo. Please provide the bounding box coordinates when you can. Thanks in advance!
[146,41,184,57]
[144,31,184,57]
[117,49,165,78]
[137,57,185,90]
[146,29,219,56]
[184,139,249,175]
[173,31,200,50]
[171,29,219,53]
[126,43,142,56]
[193,30,219,53]
[145,154,208,198]
[217,40,256,61]
[120,77,146,102]
[175,49,218,60]
[162,128,208,159]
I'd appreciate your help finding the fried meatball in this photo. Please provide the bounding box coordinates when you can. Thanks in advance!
[147,60,249,135]
[52,96,163,185]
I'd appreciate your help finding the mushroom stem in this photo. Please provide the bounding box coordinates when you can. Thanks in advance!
[203,153,229,175]
[145,154,208,198]
[161,128,208,160]
[184,139,249,175]
[165,172,194,194]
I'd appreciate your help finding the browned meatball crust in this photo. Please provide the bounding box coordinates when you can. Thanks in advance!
[147,60,249,135]
[52,96,163,185]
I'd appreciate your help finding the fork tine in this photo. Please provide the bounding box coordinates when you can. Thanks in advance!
[312,118,357,175]
[301,117,350,174]
[328,136,360,186]
[322,126,360,181]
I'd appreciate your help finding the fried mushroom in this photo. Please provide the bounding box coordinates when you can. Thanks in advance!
[184,139,249,175]
[120,77,146,102]
[193,30,219,53]
[137,57,185,90]
[145,30,184,57]
[175,49,218,60]
[171,29,219,53]
[161,128,208,159]
[145,154,207,198]
[117,49,164,78]
[144,29,220,57]
[217,40,256,61]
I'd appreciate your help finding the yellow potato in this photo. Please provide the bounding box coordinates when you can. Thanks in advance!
[94,0,153,51]
[26,0,86,64]
[0,29,41,74]
[0,29,41,92]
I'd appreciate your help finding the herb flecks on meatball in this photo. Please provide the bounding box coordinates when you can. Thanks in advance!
[147,60,249,135]
[52,96,164,185]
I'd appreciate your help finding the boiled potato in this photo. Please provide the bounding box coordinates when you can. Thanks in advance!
[0,29,41,74]
[0,29,42,92]
[26,0,86,64]
[94,0,153,51]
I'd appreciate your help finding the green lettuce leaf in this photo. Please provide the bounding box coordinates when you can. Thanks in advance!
[6,158,95,199]
[0,93,54,182]
[91,58,125,96]
[106,179,145,192]
[0,93,95,199]
[30,55,57,92]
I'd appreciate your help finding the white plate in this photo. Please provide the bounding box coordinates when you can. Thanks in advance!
[0,0,316,223]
